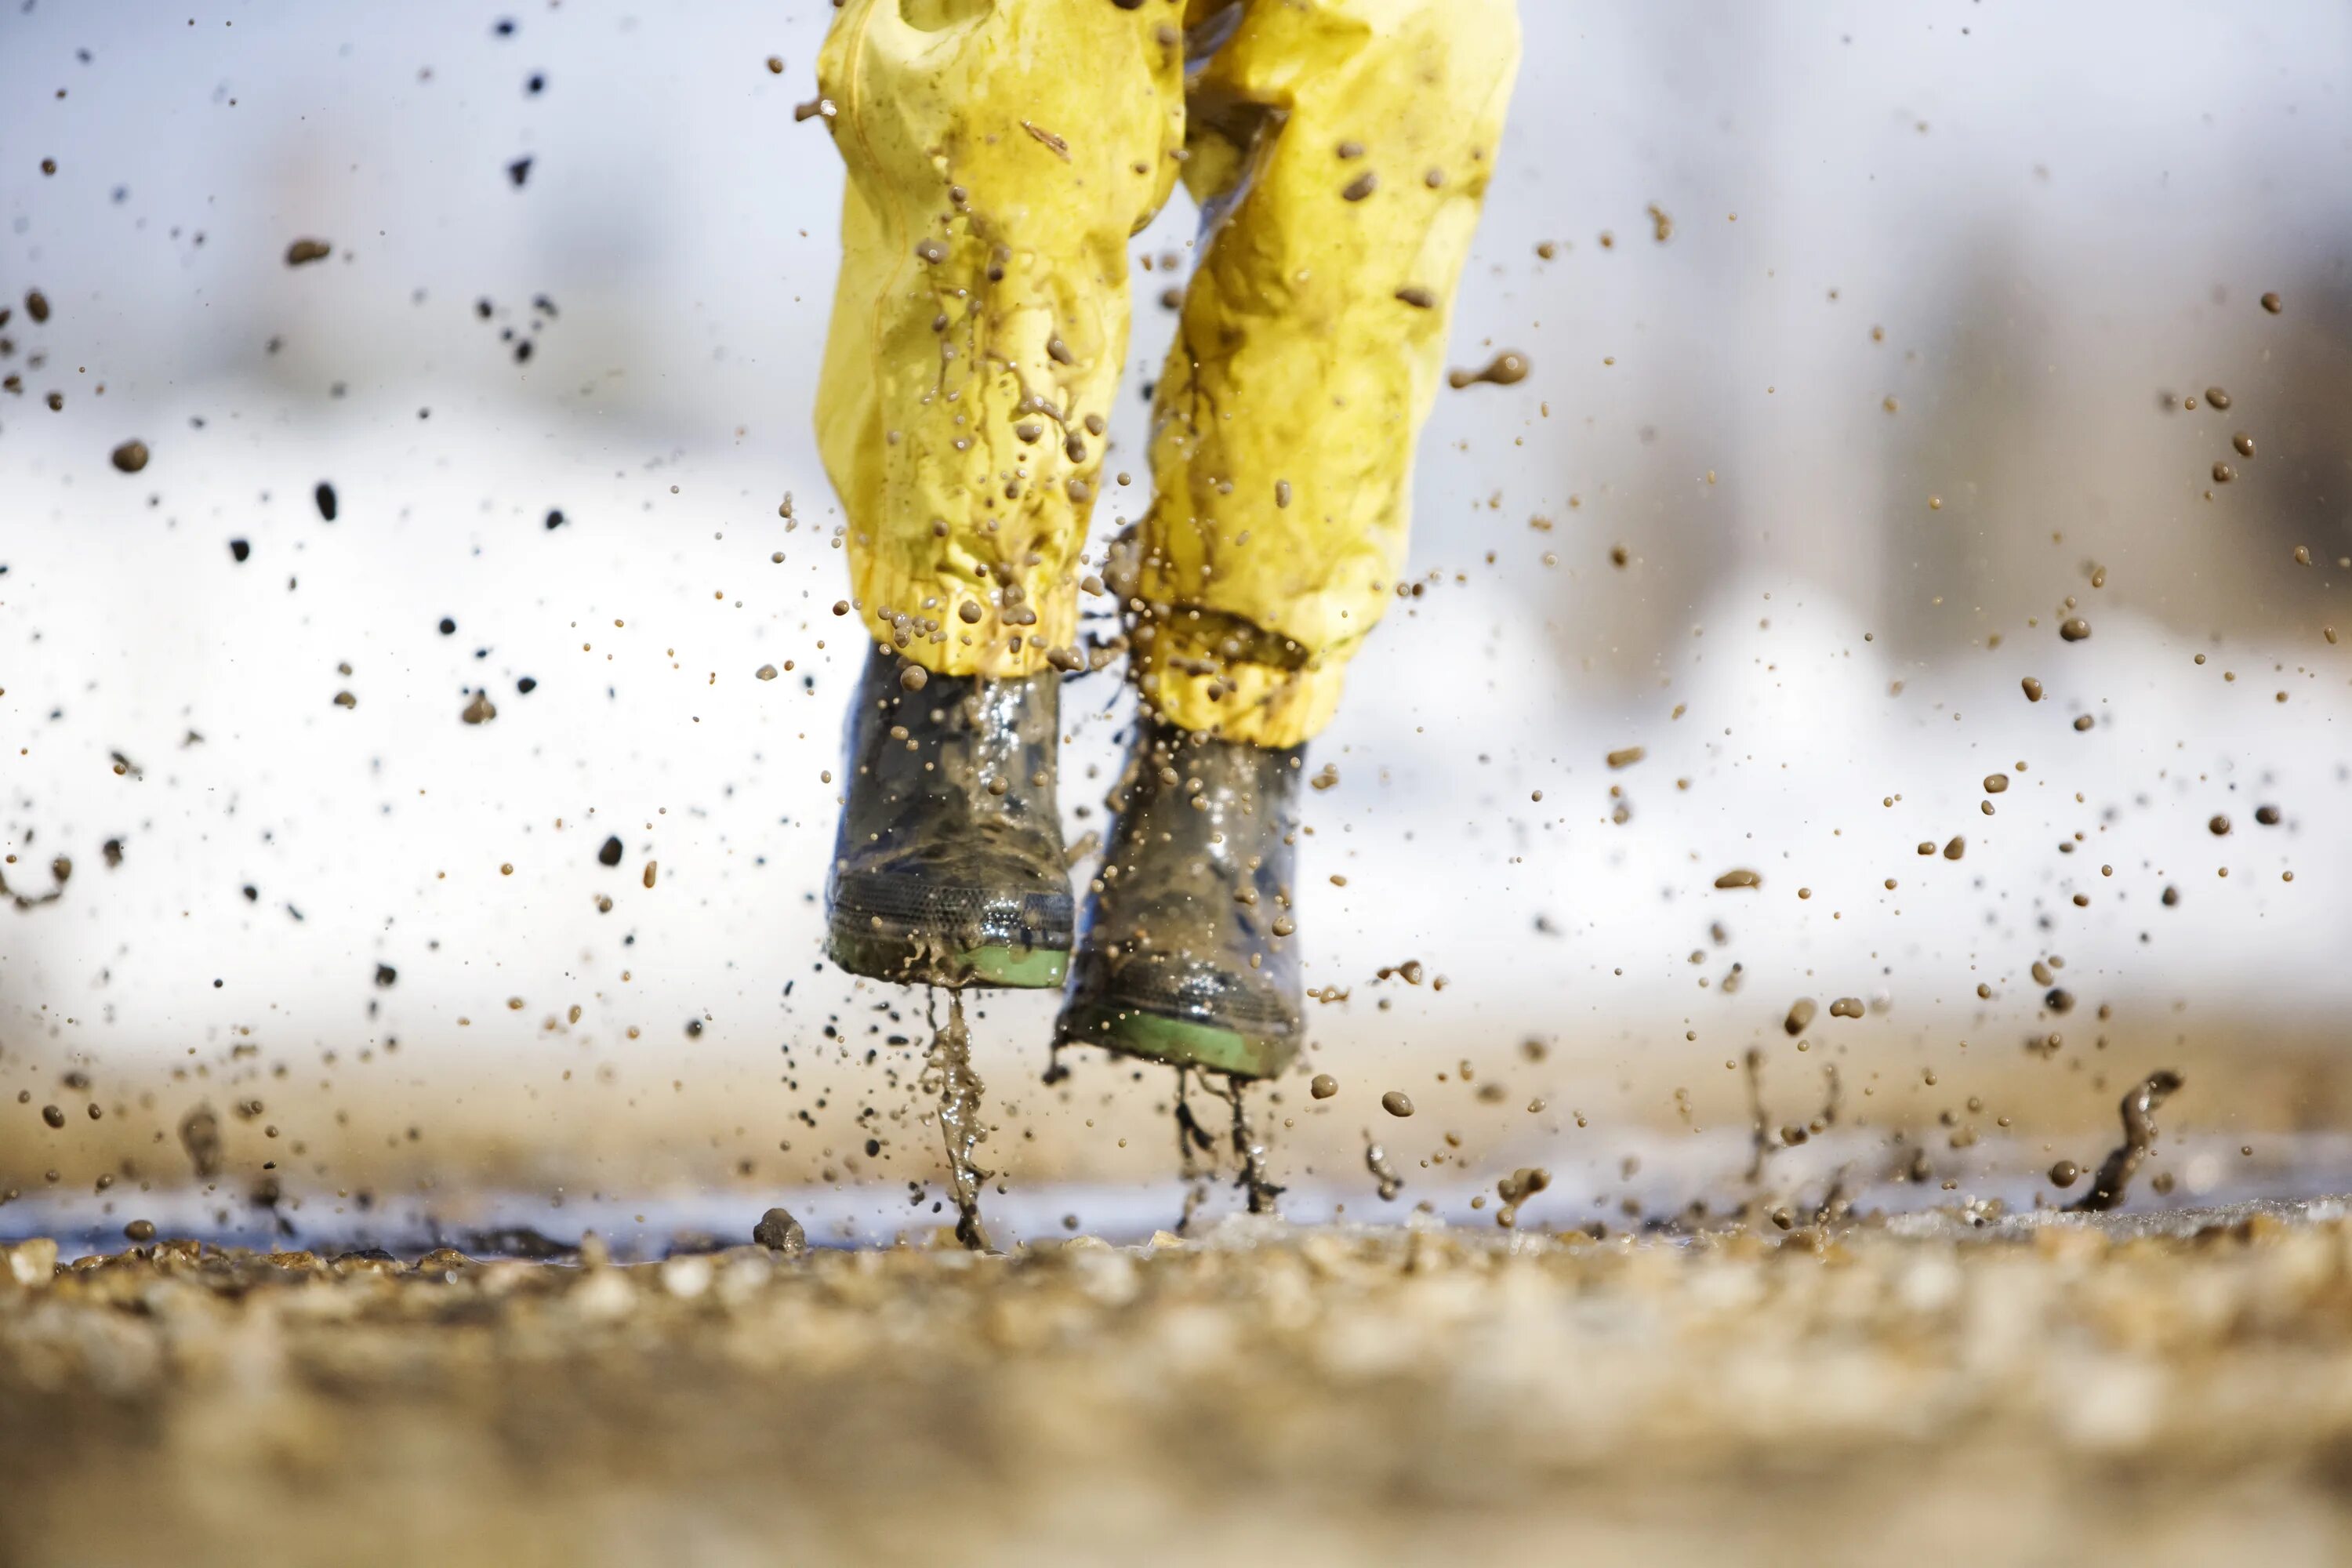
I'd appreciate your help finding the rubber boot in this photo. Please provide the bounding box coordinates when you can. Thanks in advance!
[825,645,1073,989]
[1057,719,1304,1079]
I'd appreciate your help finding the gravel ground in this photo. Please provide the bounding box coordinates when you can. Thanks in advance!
[9,1201,2352,1567]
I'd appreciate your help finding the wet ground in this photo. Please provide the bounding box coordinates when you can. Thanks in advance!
[10,1198,2352,1567]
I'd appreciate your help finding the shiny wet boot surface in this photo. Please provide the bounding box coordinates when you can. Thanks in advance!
[825,647,1073,989]
[1058,719,1305,1078]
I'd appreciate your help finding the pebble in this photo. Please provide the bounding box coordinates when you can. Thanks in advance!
[753,1207,808,1256]
[3,1238,57,1286]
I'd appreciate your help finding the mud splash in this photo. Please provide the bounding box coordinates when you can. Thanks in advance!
[2068,1069,2185,1214]
[921,989,991,1250]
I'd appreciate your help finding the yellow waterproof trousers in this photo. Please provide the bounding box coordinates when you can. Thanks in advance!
[816,0,1519,747]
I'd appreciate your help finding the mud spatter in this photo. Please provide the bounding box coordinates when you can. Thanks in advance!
[922,989,991,1250]
[2067,1069,2184,1214]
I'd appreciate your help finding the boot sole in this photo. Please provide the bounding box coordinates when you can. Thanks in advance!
[828,922,1069,989]
[1057,996,1296,1080]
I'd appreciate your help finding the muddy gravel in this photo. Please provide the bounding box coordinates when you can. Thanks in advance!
[9,1205,2352,1565]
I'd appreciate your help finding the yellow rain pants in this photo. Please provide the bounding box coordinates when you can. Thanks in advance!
[816,0,1519,747]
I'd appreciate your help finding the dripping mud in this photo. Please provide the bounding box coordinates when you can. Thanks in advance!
[922,988,992,1251]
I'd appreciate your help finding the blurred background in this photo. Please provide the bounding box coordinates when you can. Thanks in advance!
[5,0,2352,1248]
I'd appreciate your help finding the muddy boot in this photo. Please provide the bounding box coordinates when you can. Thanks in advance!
[1057,719,1304,1079]
[825,646,1073,989]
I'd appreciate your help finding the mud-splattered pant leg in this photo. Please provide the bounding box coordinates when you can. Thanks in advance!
[815,0,1184,679]
[1129,0,1520,747]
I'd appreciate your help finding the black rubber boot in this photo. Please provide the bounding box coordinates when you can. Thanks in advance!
[1057,718,1304,1079]
[825,646,1073,989]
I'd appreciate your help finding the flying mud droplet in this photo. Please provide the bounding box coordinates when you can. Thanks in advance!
[1364,1138,1403,1201]
[1309,1073,1338,1100]
[2262,291,2283,314]
[314,481,338,521]
[2059,618,2090,642]
[2208,815,2230,837]
[461,691,498,725]
[1380,1090,1414,1118]
[285,238,332,267]
[2233,432,2255,458]
[111,440,149,474]
[1494,1167,1552,1229]
[2048,1159,2080,1189]
[1606,746,1646,769]
[1713,869,1761,889]
[2212,461,2236,485]
[1784,998,1816,1036]
[597,836,623,867]
[178,1103,223,1179]
[1448,351,1530,390]
[2020,677,2043,702]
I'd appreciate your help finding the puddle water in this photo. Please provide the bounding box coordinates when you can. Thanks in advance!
[9,1131,2345,1261]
